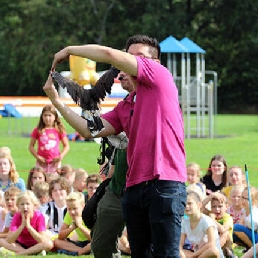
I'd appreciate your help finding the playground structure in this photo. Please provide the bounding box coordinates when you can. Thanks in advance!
[160,36,218,138]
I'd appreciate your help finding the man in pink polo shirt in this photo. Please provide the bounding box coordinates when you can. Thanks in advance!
[44,34,186,258]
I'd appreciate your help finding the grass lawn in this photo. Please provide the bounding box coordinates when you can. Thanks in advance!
[1,114,258,257]
[1,114,258,186]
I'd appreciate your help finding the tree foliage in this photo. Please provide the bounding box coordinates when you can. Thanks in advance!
[0,0,257,113]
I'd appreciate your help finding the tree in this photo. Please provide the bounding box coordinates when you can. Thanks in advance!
[0,0,258,113]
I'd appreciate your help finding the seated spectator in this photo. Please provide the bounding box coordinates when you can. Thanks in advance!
[180,190,223,257]
[33,181,51,216]
[26,166,46,191]
[84,174,102,204]
[205,192,234,256]
[182,185,207,253]
[44,177,71,239]
[0,190,53,256]
[0,153,26,192]
[186,162,206,194]
[202,191,234,257]
[222,166,246,198]
[227,185,245,224]
[45,173,60,185]
[0,187,21,239]
[54,192,91,256]
[58,164,76,185]
[201,155,228,195]
[233,186,258,249]
[73,169,88,193]
[186,183,206,210]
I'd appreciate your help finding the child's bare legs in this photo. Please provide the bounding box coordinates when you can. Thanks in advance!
[242,243,258,258]
[54,239,91,255]
[0,238,53,255]
[180,249,193,257]
[181,244,220,258]
[0,239,24,253]
[198,246,220,258]
[17,240,53,255]
[220,231,230,247]
[220,231,234,256]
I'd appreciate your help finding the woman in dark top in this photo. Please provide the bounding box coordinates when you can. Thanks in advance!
[201,154,228,195]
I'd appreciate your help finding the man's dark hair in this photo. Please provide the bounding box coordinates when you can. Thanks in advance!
[125,35,161,60]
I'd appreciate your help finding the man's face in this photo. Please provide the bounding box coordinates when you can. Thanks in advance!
[127,43,153,59]
[118,71,135,93]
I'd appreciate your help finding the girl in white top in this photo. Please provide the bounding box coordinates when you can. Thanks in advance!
[180,190,223,258]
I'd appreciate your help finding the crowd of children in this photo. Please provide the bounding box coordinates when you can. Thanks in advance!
[182,154,258,258]
[1,105,258,257]
[0,142,130,256]
[2,146,258,257]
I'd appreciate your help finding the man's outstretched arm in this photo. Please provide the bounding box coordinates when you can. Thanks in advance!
[43,74,116,138]
[51,45,138,78]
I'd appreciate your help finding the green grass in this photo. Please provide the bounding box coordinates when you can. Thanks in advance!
[1,114,258,257]
[1,115,258,187]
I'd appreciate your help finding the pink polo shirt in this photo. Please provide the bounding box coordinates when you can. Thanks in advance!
[102,56,186,187]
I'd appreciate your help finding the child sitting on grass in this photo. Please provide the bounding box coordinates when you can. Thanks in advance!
[33,181,51,221]
[0,187,21,239]
[222,166,246,198]
[202,191,235,257]
[0,153,26,192]
[233,186,258,249]
[227,185,245,224]
[73,169,88,193]
[54,191,91,256]
[44,177,71,238]
[0,190,53,256]
[58,164,76,185]
[84,174,102,204]
[26,166,46,191]
[186,162,206,195]
[180,190,223,257]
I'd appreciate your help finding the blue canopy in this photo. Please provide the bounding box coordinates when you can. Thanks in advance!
[159,35,188,53]
[180,37,206,54]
